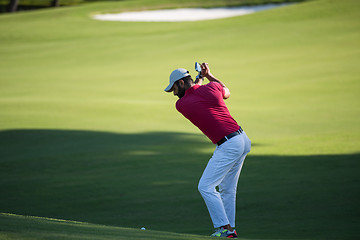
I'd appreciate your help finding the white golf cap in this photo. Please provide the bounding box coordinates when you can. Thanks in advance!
[164,68,190,92]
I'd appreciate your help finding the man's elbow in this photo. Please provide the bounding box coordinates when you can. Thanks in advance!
[223,88,231,99]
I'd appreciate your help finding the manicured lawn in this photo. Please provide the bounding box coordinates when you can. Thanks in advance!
[0,0,359,239]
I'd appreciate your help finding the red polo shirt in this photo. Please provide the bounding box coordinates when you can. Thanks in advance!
[176,82,240,144]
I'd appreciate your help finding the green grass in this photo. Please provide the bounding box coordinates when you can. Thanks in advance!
[0,213,212,240]
[0,0,359,239]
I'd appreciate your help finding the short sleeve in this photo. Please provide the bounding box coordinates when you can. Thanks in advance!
[208,81,225,97]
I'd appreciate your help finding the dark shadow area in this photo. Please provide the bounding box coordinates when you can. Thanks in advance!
[0,129,359,239]
[0,0,122,14]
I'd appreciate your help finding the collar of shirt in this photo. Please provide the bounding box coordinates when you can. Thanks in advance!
[184,84,200,97]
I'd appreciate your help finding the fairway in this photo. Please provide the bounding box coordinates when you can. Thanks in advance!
[0,212,211,240]
[0,0,359,239]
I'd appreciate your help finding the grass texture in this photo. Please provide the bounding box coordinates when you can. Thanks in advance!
[0,0,359,239]
[0,213,212,240]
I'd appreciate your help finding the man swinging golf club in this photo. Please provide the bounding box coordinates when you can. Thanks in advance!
[164,62,251,238]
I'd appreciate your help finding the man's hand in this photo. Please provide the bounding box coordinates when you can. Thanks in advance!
[201,62,210,78]
[201,62,230,99]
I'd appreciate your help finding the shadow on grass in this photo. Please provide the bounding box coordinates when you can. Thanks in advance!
[0,129,359,239]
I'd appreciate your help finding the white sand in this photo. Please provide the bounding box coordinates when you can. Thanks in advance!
[92,4,290,22]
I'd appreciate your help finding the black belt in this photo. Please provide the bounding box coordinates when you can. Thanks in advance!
[217,127,243,146]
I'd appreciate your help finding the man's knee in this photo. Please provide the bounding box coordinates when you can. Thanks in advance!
[219,184,237,195]
[219,188,236,196]
[198,180,211,195]
[198,181,205,193]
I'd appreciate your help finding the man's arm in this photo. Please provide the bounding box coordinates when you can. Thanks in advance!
[201,63,231,99]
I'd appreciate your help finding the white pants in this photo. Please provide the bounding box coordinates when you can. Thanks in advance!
[198,131,251,228]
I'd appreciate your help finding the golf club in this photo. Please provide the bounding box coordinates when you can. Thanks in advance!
[195,62,202,80]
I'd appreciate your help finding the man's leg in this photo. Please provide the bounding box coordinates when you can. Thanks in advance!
[219,154,246,228]
[219,132,251,228]
[198,151,232,228]
[198,136,245,228]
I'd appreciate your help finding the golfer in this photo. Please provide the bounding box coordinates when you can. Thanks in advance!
[164,63,251,238]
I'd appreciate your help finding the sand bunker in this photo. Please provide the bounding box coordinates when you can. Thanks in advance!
[92,4,290,22]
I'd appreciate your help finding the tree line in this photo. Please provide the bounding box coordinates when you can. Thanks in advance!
[7,0,60,12]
